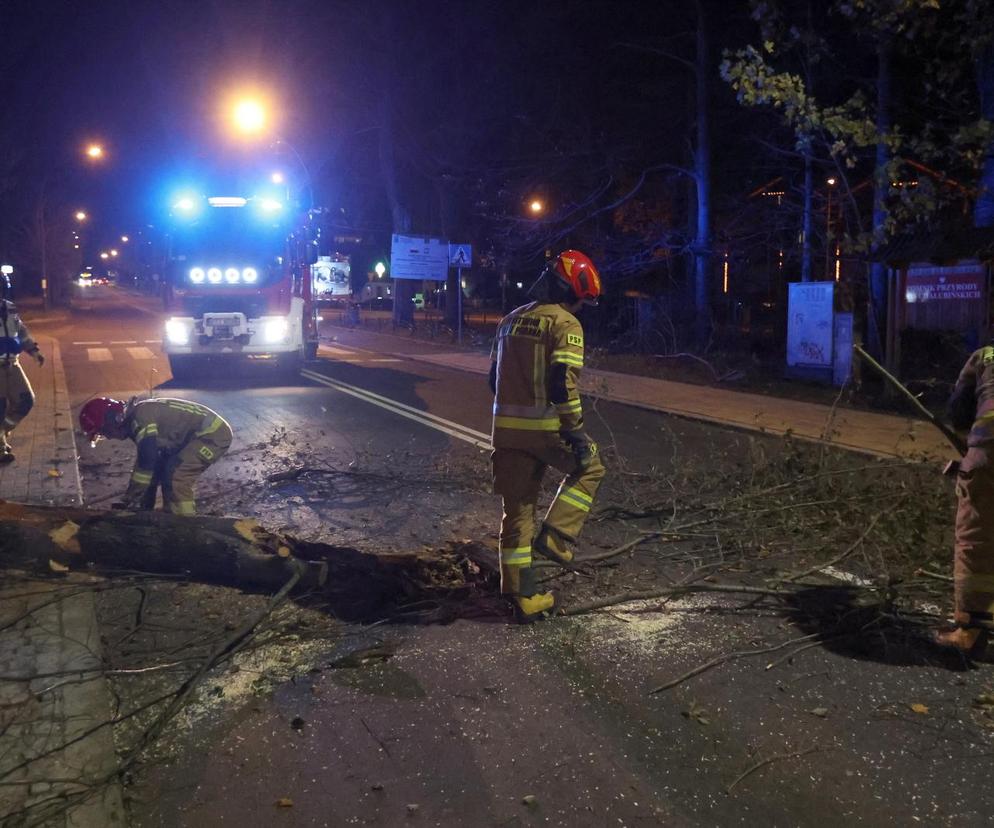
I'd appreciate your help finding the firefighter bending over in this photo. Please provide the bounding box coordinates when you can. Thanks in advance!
[79,397,232,515]
[0,272,44,463]
[489,249,606,621]
[939,342,994,657]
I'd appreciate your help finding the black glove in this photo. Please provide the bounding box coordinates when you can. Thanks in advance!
[560,429,597,470]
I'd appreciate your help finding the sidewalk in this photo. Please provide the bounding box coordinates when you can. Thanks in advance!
[325,325,957,463]
[0,337,124,827]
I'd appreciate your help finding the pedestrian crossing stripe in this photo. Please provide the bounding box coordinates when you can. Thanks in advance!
[86,348,112,362]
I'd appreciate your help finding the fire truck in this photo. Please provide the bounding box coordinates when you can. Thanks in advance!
[162,193,320,379]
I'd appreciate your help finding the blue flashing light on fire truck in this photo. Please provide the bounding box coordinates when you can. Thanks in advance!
[161,192,320,379]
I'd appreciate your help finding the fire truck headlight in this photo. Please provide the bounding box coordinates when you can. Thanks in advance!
[165,318,190,346]
[242,267,258,283]
[224,267,240,284]
[207,267,223,284]
[189,267,205,284]
[262,317,288,343]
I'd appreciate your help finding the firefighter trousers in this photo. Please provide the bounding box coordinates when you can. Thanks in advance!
[144,422,232,515]
[0,360,34,438]
[492,436,605,591]
[954,445,994,628]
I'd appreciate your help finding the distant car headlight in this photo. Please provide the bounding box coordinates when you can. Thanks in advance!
[262,317,288,343]
[165,318,190,346]
[242,267,258,283]
[224,267,240,284]
[207,267,222,284]
[189,267,205,284]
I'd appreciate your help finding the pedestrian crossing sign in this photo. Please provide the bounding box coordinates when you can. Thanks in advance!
[448,244,472,268]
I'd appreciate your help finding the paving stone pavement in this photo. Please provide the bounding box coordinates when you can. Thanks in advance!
[0,336,125,827]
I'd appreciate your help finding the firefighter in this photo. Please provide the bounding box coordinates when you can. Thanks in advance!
[939,342,994,657]
[0,272,43,463]
[78,396,232,515]
[489,249,606,621]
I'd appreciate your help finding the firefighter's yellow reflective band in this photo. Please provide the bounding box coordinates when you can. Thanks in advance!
[533,343,545,407]
[558,487,592,511]
[196,416,225,437]
[494,415,561,431]
[556,399,582,413]
[135,423,158,440]
[501,546,532,565]
[131,470,153,485]
[550,350,583,367]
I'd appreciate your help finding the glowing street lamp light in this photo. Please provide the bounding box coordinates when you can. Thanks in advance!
[232,97,266,135]
[529,199,544,215]
[100,252,109,260]
[75,211,88,222]
[85,144,105,160]
[110,249,119,257]
[374,262,387,278]
[120,235,129,243]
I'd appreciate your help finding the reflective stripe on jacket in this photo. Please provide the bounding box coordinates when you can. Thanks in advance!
[122,398,231,501]
[491,302,585,446]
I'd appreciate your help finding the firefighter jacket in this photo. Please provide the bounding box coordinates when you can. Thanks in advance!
[490,301,586,449]
[949,344,994,447]
[0,301,38,362]
[122,398,230,503]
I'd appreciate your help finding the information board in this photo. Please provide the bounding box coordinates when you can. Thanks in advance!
[787,281,834,368]
[390,234,449,281]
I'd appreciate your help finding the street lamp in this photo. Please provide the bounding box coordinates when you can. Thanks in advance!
[110,249,118,257]
[121,235,129,243]
[232,97,267,135]
[374,262,386,278]
[529,199,544,215]
[85,144,105,160]
[100,252,109,260]
[75,211,88,222]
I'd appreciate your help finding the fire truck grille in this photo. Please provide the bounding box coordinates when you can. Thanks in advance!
[180,296,270,319]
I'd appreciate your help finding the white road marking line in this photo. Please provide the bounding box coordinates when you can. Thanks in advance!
[73,340,103,345]
[110,340,138,345]
[87,348,113,362]
[145,339,162,344]
[301,368,492,450]
[126,347,157,360]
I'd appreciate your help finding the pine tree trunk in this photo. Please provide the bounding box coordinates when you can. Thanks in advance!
[693,0,712,348]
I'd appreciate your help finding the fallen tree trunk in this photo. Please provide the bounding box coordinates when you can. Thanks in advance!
[0,502,492,620]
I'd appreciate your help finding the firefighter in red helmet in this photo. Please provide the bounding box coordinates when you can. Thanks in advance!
[489,249,606,621]
[79,396,231,515]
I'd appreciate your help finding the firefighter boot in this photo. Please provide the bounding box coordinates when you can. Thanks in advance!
[533,523,575,568]
[502,564,554,622]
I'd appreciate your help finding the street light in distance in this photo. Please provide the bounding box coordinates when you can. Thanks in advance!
[121,235,129,243]
[529,199,544,215]
[75,211,88,222]
[85,144,105,160]
[100,252,109,260]
[110,249,119,257]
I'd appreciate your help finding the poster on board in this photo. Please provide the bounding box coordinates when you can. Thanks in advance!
[787,281,834,368]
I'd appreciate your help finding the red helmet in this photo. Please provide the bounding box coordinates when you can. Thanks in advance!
[551,249,601,305]
[79,397,126,441]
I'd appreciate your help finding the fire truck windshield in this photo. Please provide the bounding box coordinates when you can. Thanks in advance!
[172,205,285,286]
